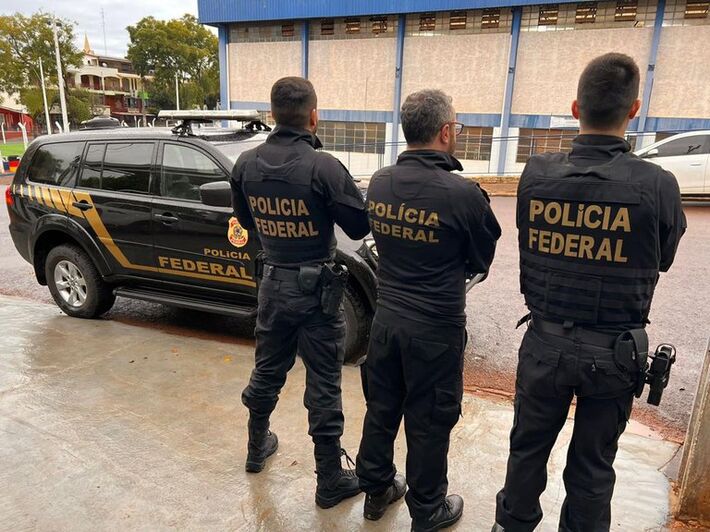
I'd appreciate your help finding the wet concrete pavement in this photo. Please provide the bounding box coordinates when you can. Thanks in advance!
[1,192,708,436]
[0,296,680,530]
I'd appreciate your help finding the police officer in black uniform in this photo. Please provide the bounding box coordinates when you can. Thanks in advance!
[230,77,370,508]
[356,89,501,531]
[493,54,686,532]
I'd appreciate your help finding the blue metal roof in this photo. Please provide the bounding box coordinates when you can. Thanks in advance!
[198,0,566,24]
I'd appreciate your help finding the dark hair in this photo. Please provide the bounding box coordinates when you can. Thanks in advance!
[270,77,317,128]
[577,53,640,129]
[401,89,454,145]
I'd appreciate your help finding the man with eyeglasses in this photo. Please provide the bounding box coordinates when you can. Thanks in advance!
[356,89,501,531]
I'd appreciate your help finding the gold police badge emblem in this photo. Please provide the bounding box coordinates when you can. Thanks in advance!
[228,217,249,248]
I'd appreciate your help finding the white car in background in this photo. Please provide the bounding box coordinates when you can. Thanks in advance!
[635,131,710,195]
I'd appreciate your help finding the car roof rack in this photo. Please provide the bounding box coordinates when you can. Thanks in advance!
[157,110,270,137]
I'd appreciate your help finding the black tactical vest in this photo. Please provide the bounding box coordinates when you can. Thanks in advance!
[241,142,335,266]
[517,153,661,327]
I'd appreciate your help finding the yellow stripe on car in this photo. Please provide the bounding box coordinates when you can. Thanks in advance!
[72,190,158,273]
[49,188,67,213]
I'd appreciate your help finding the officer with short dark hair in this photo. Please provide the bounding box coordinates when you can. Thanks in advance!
[231,76,370,508]
[492,53,686,532]
[356,89,501,531]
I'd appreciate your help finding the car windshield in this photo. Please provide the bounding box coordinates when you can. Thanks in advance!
[212,133,269,163]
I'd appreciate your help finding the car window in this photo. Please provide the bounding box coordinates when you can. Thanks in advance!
[79,142,154,194]
[161,143,226,201]
[657,136,710,157]
[27,141,84,186]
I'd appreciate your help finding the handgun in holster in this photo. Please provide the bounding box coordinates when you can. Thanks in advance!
[645,344,676,406]
[320,263,349,315]
[614,329,676,406]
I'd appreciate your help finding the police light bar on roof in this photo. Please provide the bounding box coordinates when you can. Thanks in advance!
[157,110,261,121]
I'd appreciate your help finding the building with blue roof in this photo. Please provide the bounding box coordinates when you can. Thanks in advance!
[198,0,710,175]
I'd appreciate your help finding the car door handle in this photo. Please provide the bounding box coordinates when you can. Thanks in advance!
[154,213,180,224]
[72,201,93,211]
[690,163,703,166]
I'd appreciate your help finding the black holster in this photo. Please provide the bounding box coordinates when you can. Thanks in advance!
[297,265,323,294]
[254,251,266,292]
[320,263,348,316]
[613,328,649,398]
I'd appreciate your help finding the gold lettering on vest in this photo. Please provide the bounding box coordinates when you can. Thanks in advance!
[610,208,631,233]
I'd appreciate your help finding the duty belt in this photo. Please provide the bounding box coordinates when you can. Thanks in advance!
[530,317,618,348]
[263,264,300,282]
[263,263,334,282]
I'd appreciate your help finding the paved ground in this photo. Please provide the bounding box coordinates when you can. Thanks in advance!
[1,184,708,437]
[0,296,680,531]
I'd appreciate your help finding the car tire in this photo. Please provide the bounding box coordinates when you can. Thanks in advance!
[343,283,372,365]
[45,244,116,318]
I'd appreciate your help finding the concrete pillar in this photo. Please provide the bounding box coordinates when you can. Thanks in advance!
[390,14,406,165]
[676,339,710,525]
[496,6,522,176]
[636,0,666,140]
[301,20,309,79]
[218,25,230,110]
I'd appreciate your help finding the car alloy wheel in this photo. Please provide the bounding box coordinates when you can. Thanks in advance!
[53,259,88,308]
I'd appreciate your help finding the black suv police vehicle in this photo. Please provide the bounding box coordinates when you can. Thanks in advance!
[6,111,378,363]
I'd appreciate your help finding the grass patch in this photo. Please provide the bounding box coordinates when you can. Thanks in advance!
[0,143,27,158]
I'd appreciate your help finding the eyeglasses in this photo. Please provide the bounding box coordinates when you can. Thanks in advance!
[445,122,465,136]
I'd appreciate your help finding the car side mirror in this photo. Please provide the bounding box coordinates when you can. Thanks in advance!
[644,148,659,158]
[200,181,232,208]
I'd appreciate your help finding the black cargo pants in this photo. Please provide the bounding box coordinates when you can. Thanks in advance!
[241,270,346,444]
[496,325,636,532]
[356,307,466,521]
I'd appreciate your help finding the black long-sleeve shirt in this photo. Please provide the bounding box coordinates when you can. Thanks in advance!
[367,150,502,326]
[230,126,369,265]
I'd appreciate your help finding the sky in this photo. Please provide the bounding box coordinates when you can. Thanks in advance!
[0,0,203,58]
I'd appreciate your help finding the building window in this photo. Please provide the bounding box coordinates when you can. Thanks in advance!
[419,13,437,31]
[685,0,709,18]
[230,21,301,42]
[318,121,386,155]
[539,5,560,24]
[576,2,599,22]
[517,129,578,163]
[454,127,494,161]
[615,0,638,21]
[482,9,501,28]
[406,10,512,35]
[281,23,295,37]
[664,0,710,25]
[345,18,361,33]
[321,19,335,35]
[307,16,398,40]
[450,10,468,29]
[370,16,389,34]
[522,0,655,31]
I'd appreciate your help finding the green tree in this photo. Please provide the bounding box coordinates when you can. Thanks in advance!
[18,86,57,127]
[0,12,82,93]
[127,14,219,111]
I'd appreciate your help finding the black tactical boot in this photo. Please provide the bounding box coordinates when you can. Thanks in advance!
[314,445,362,509]
[364,473,407,521]
[411,494,464,532]
[245,418,278,473]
